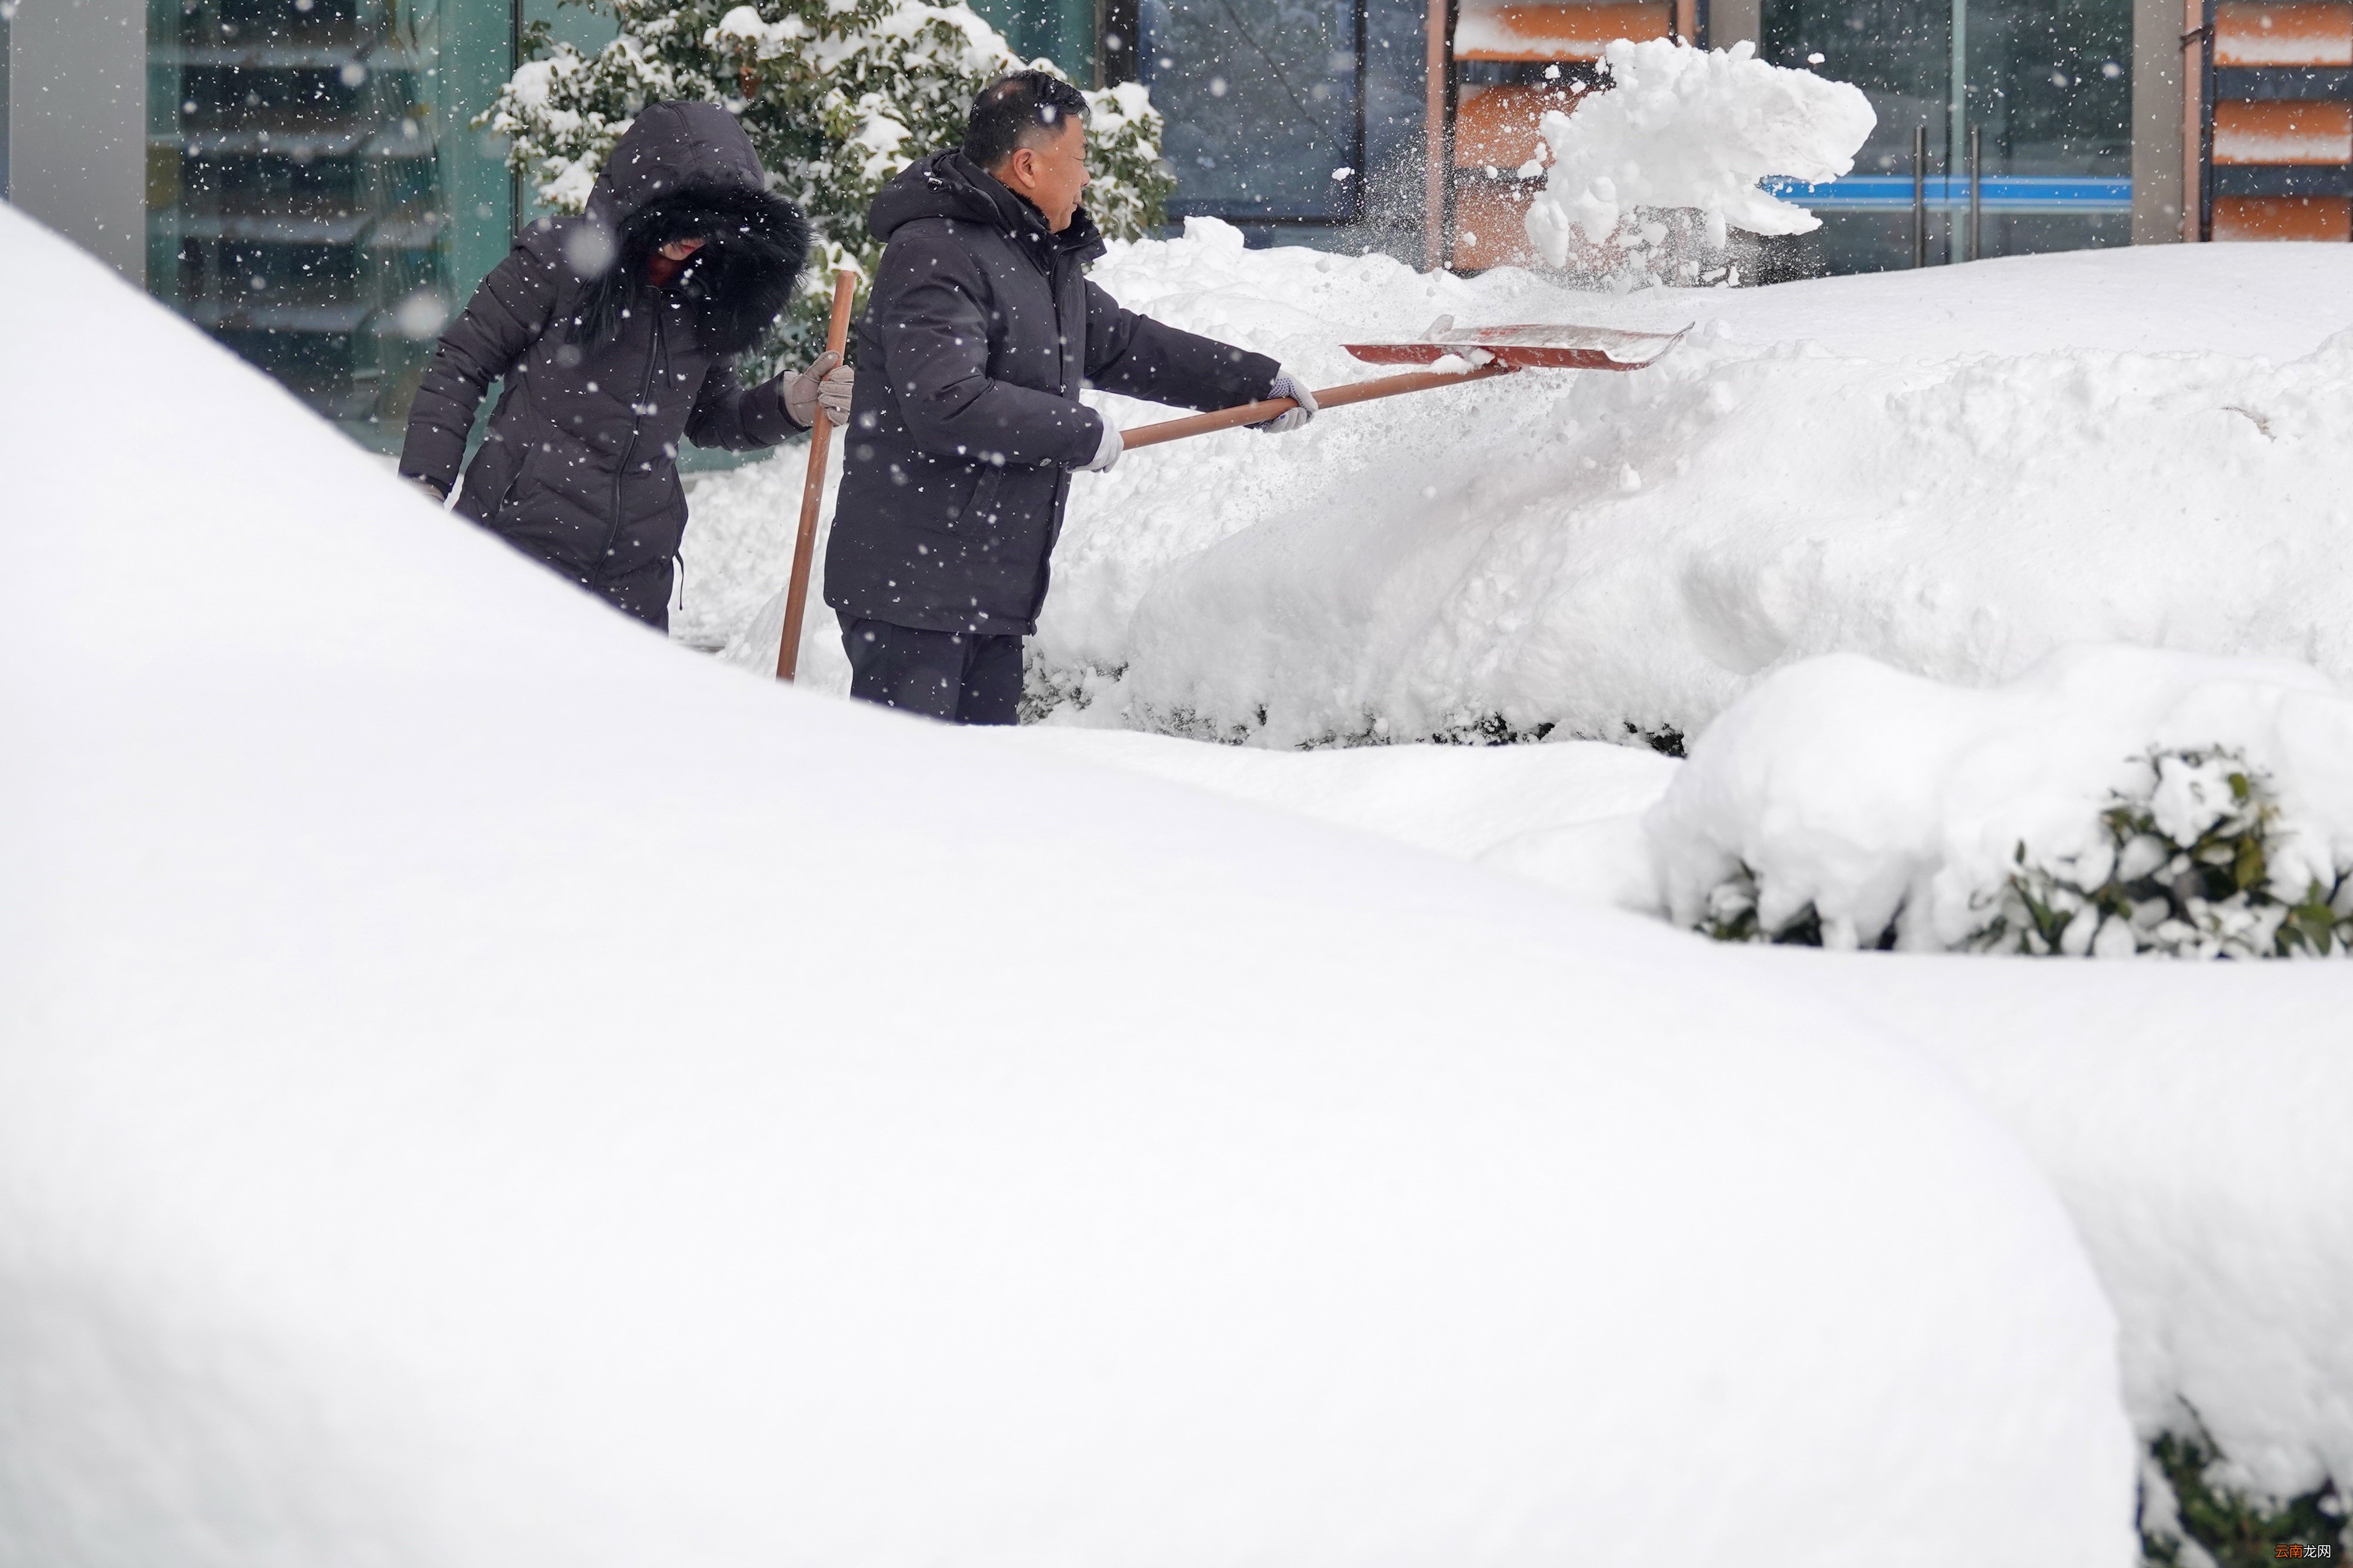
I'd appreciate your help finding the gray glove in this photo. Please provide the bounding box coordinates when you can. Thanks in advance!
[784,351,854,428]
[1078,414,1123,473]
[1249,370,1318,434]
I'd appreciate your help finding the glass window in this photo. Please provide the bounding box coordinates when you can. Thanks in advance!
[145,0,510,446]
[1141,0,1366,223]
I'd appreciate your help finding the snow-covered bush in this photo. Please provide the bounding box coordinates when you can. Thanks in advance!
[1648,648,2353,955]
[1700,745,2353,958]
[1972,748,2353,960]
[2141,1427,2348,1567]
[486,0,1172,368]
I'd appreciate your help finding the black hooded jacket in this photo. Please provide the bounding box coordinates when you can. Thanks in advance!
[823,150,1279,637]
[400,102,811,629]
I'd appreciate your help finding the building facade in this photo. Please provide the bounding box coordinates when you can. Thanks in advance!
[4,0,2344,441]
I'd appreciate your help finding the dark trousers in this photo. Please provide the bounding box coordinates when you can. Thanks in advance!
[838,615,1024,726]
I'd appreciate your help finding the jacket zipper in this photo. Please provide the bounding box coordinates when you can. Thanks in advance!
[592,303,666,589]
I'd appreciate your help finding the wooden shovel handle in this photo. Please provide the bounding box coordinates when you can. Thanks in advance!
[1119,363,1517,451]
[776,268,859,683]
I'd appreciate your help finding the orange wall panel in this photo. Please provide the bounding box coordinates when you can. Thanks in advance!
[1451,181,1541,268]
[2214,2,2353,66]
[1454,84,1570,169]
[2210,194,2353,238]
[1454,2,1669,62]
[2212,98,2353,162]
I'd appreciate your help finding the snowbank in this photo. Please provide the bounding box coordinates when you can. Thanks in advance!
[709,225,2353,752]
[1523,39,1874,258]
[1,205,2135,1564]
[1802,949,2353,1511]
[1036,662,2353,1511]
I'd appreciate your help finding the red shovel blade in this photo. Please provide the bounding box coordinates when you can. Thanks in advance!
[1345,320,1689,371]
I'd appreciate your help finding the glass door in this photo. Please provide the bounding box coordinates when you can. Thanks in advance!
[1759,0,2132,273]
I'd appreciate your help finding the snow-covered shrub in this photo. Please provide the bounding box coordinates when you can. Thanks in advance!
[486,0,1172,369]
[1697,864,1829,947]
[1649,648,2353,955]
[2141,1428,2348,1567]
[1693,746,2353,958]
[1972,748,2353,960]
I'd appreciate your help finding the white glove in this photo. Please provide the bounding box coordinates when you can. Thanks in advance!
[1250,370,1318,434]
[1078,414,1123,473]
[785,351,854,428]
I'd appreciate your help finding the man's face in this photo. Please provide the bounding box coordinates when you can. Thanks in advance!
[994,115,1090,233]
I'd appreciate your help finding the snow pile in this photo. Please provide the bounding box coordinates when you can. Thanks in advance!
[709,231,2353,751]
[1645,645,2353,953]
[1522,39,1874,262]
[1,203,2138,1565]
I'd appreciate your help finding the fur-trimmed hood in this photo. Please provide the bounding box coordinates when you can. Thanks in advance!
[568,102,809,355]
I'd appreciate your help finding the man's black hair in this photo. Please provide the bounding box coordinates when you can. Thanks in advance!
[962,71,1091,171]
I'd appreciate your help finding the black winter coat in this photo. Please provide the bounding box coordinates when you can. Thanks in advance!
[400,102,811,628]
[824,151,1280,636]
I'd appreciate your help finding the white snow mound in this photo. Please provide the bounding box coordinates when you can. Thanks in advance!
[0,203,2135,1566]
[1524,39,1875,259]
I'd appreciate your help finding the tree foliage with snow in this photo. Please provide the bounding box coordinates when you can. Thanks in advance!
[486,0,1173,372]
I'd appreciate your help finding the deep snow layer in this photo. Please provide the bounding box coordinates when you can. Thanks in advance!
[1028,651,2353,1505]
[708,226,2353,752]
[1,204,2136,1564]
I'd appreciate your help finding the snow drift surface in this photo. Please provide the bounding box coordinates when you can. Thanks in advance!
[1032,690,2353,1513]
[0,205,2135,1563]
[1032,659,2353,1513]
[1524,39,1875,258]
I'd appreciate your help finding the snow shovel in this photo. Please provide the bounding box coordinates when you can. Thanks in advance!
[1119,320,1688,451]
[777,268,860,683]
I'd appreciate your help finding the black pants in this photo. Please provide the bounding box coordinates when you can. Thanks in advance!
[838,615,1024,726]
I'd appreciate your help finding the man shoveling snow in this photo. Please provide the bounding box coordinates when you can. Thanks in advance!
[821,72,1319,725]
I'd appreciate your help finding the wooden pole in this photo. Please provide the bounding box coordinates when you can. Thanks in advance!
[2181,0,2207,242]
[1424,0,1450,271]
[776,269,858,683]
[1119,364,1515,452]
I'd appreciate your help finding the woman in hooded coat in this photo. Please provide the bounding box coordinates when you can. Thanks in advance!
[399,101,847,630]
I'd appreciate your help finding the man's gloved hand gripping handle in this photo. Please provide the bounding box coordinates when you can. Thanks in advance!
[1249,370,1317,434]
[1078,416,1123,473]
